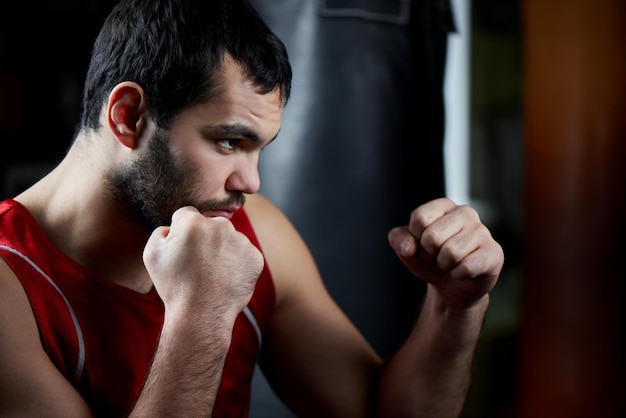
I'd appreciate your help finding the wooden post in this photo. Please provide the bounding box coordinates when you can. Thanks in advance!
[520,0,626,416]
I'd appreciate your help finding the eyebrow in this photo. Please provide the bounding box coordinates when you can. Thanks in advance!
[201,123,258,140]
[200,123,280,147]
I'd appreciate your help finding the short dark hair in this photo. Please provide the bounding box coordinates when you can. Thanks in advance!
[79,0,292,131]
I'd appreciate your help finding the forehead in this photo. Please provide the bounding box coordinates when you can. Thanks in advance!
[172,55,283,143]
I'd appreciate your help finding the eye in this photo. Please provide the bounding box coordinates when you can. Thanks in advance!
[216,138,239,151]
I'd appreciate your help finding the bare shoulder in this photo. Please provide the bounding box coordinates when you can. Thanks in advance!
[243,193,302,251]
[243,193,321,303]
[243,193,288,226]
[240,196,380,417]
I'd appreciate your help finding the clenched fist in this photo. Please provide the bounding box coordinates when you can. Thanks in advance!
[143,206,264,323]
[388,198,504,308]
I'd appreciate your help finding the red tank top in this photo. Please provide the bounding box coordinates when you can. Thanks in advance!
[0,199,275,417]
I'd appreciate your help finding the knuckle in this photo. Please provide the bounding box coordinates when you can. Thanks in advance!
[458,204,480,223]
[438,237,468,267]
[450,258,475,280]
[420,227,443,250]
[440,242,466,270]
[410,208,431,230]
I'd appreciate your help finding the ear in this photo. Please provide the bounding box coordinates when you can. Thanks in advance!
[106,82,148,149]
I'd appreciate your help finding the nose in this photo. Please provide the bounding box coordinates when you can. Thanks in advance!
[226,155,261,194]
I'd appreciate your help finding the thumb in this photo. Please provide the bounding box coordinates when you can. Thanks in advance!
[388,226,418,258]
[388,226,438,281]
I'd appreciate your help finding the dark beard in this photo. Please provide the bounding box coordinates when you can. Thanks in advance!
[106,127,245,230]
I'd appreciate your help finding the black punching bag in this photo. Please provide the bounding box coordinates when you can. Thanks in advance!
[249,0,454,415]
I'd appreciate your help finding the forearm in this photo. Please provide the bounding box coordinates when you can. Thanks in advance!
[134,207,264,416]
[129,310,234,417]
[376,286,489,418]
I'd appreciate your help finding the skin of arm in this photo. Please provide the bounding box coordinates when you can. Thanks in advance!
[132,206,265,416]
[245,193,382,418]
[377,198,503,418]
[376,290,489,418]
[245,194,503,418]
[0,193,501,418]
[0,206,264,418]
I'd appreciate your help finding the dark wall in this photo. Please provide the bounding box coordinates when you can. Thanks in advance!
[0,1,118,198]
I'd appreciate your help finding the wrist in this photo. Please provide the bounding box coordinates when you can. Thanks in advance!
[422,286,490,327]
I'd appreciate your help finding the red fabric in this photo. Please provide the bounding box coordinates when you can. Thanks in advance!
[0,199,275,417]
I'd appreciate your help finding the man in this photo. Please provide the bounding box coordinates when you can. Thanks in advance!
[0,0,504,417]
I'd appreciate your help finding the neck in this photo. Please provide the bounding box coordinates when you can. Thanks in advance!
[14,151,155,294]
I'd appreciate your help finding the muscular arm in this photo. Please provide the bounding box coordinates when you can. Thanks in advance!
[245,194,382,418]
[131,207,264,416]
[376,291,489,417]
[377,198,503,417]
[128,297,233,417]
[246,195,503,418]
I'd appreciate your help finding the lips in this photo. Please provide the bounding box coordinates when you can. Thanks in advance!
[205,206,241,219]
